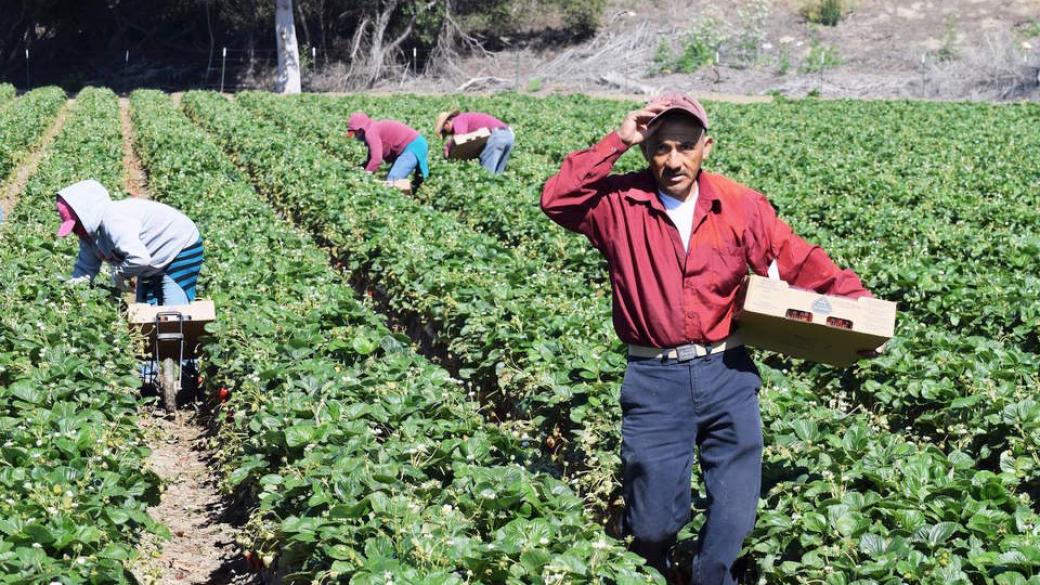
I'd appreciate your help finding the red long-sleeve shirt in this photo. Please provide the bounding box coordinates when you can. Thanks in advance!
[359,120,419,173]
[541,131,872,348]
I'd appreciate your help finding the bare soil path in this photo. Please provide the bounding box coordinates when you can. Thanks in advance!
[131,413,254,585]
[0,99,72,222]
[120,97,151,199]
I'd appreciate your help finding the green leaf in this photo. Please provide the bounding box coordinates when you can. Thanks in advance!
[285,423,317,448]
[927,522,959,546]
[105,508,131,525]
[859,533,887,556]
[351,335,378,356]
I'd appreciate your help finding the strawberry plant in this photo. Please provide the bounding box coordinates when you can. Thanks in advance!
[1,83,1034,584]
[185,90,630,516]
[0,83,15,106]
[246,92,1040,500]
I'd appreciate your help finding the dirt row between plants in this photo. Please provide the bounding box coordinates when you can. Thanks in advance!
[131,412,253,585]
[0,100,72,223]
[120,96,256,585]
[120,97,151,199]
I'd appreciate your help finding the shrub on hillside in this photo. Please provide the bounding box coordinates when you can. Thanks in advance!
[651,18,725,74]
[800,0,850,26]
[558,0,607,38]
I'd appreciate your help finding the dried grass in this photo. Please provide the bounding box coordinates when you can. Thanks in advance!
[932,29,1039,100]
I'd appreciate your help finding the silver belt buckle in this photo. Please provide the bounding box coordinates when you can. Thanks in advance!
[675,344,698,362]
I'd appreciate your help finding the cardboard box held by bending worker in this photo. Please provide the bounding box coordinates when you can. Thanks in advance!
[735,275,896,367]
[128,299,216,351]
[447,128,491,160]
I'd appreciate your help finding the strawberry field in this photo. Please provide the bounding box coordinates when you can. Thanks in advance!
[0,83,15,105]
[0,87,64,188]
[0,88,1037,584]
[0,88,163,583]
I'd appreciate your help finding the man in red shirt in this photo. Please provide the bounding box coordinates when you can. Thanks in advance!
[347,112,429,187]
[434,110,515,175]
[541,94,874,584]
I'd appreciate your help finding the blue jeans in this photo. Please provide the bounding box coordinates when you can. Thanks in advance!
[136,239,203,306]
[387,151,418,181]
[387,136,430,182]
[620,346,762,584]
[136,274,190,305]
[479,128,515,175]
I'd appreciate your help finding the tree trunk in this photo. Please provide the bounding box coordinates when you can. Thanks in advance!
[318,0,328,66]
[275,0,302,94]
[247,0,258,77]
[204,0,214,83]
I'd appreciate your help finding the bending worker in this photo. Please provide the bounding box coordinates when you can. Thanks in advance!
[347,112,429,187]
[541,94,876,584]
[56,179,203,306]
[434,110,515,175]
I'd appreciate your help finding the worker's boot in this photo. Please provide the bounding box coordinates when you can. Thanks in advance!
[665,543,693,585]
[665,565,691,585]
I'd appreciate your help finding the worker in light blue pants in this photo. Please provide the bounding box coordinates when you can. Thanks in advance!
[478,128,516,175]
[386,134,430,186]
[348,112,429,191]
[55,179,205,399]
[435,110,515,175]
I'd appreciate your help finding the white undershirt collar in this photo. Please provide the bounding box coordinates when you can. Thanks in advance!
[657,183,699,252]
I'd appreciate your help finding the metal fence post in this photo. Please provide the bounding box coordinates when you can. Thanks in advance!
[220,47,227,93]
[818,52,824,94]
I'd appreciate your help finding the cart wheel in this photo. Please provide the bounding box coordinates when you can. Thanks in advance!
[159,357,180,414]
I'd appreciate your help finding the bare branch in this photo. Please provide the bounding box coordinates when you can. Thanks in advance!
[457,75,509,91]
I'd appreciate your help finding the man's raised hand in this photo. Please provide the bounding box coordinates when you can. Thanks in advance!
[617,104,667,147]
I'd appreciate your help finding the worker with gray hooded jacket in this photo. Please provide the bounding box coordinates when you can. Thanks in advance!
[55,179,203,305]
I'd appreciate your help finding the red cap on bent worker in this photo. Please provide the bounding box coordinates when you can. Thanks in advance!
[347,112,371,133]
[55,197,77,238]
[647,92,710,131]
